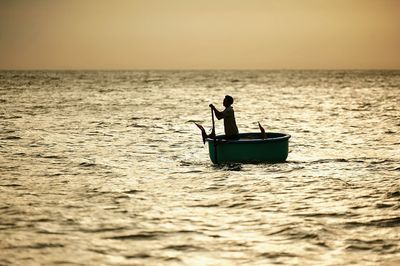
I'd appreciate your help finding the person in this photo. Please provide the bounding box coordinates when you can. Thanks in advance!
[194,95,239,142]
[209,95,239,140]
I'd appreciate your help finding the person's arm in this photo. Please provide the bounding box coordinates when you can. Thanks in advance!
[209,104,224,120]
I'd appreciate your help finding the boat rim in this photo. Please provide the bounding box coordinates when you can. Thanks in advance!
[206,132,291,144]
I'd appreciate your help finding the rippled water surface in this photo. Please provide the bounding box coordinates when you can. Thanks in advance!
[1,70,399,265]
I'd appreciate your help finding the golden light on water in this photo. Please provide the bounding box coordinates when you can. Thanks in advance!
[0,69,399,264]
[0,0,399,70]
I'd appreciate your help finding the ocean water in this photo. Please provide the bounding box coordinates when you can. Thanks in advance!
[0,70,399,265]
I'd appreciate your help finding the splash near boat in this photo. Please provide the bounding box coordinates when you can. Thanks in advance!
[206,132,291,164]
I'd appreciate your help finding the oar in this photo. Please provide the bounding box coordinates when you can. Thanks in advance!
[211,107,218,164]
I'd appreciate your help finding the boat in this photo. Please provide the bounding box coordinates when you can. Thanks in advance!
[206,132,291,164]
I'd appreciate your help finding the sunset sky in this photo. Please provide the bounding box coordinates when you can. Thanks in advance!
[0,0,399,70]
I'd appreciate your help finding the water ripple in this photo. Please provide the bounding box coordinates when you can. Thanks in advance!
[0,70,399,265]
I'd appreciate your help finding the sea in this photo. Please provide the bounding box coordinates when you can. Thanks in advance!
[0,70,399,265]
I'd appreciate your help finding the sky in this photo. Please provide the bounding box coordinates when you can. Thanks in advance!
[0,0,399,70]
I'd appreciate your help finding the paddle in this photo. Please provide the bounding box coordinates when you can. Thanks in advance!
[211,107,218,164]
[194,107,218,163]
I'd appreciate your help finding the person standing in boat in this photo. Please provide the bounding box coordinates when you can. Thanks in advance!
[209,95,239,140]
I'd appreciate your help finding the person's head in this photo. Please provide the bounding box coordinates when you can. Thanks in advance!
[223,95,234,107]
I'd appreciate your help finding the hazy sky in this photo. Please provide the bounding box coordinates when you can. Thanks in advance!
[0,0,399,70]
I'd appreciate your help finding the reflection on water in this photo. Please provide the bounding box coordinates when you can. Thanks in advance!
[0,70,399,265]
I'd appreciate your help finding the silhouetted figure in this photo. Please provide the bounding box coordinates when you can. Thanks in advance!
[209,95,239,140]
[196,96,267,142]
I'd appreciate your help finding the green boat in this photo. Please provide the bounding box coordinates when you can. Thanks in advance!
[206,132,291,164]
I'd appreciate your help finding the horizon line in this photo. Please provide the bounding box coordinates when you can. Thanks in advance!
[1,68,399,72]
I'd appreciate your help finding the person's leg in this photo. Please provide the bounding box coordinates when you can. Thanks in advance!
[225,134,240,140]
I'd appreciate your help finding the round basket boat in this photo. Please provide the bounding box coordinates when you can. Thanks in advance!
[206,132,291,164]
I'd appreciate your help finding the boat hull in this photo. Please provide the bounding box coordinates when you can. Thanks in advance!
[206,133,290,164]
